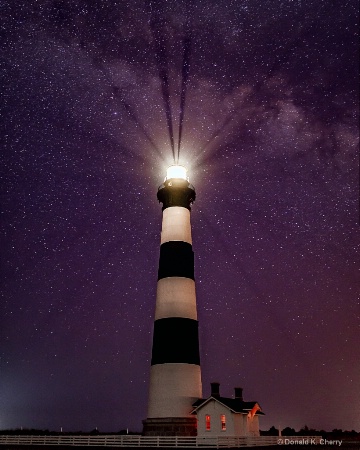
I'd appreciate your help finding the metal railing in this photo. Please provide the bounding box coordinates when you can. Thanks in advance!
[0,435,322,448]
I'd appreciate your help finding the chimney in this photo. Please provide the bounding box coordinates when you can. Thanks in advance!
[210,382,220,398]
[234,387,243,401]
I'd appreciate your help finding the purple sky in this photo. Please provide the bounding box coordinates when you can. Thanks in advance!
[1,0,359,433]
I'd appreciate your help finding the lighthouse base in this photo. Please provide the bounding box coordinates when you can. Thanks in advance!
[142,417,197,436]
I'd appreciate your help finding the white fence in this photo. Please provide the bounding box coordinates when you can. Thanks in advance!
[0,435,322,448]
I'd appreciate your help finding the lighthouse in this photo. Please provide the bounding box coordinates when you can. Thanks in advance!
[143,165,202,436]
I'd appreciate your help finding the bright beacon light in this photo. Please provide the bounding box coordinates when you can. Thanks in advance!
[165,165,188,181]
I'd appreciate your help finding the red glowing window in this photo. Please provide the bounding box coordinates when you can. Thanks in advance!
[220,414,226,430]
[205,414,211,430]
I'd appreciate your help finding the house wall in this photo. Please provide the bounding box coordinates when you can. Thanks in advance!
[247,414,260,436]
[233,413,247,436]
[197,400,235,436]
[196,400,261,437]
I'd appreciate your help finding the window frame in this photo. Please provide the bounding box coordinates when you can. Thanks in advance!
[205,414,211,431]
[220,414,226,431]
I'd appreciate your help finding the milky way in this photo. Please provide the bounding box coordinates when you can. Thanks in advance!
[1,0,359,432]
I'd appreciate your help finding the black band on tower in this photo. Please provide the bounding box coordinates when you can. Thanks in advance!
[157,179,196,211]
[151,317,200,365]
[158,241,194,280]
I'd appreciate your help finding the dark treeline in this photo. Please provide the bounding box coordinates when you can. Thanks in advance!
[261,426,359,439]
[0,429,138,436]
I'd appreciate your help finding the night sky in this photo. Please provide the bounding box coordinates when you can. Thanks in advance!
[1,0,359,434]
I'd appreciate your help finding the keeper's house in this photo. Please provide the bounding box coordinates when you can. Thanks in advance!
[192,383,264,437]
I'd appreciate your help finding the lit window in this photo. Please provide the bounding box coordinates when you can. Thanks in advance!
[205,414,211,430]
[220,414,226,431]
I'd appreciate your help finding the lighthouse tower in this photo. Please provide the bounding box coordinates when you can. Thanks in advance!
[143,165,202,436]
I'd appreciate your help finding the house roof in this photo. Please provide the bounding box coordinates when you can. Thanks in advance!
[191,396,265,415]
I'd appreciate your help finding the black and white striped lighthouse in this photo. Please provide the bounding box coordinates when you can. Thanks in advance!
[143,165,202,436]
